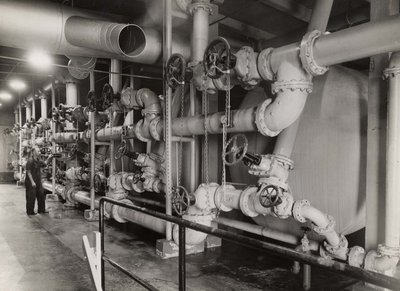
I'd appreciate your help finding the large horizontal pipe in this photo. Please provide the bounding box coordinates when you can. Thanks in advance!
[0,0,190,64]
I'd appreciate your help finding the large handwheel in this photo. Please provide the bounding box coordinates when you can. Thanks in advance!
[114,140,127,160]
[203,37,236,79]
[171,186,190,216]
[223,134,248,166]
[166,54,186,90]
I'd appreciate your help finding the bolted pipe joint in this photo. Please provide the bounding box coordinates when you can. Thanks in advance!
[234,46,261,90]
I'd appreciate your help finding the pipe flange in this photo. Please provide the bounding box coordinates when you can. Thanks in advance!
[377,244,400,257]
[312,214,336,235]
[292,200,310,223]
[188,1,213,15]
[132,181,145,193]
[299,30,329,76]
[235,46,261,89]
[239,186,258,217]
[149,116,162,141]
[111,199,133,223]
[255,99,280,137]
[152,179,161,193]
[214,185,234,212]
[383,67,400,79]
[64,185,77,206]
[257,48,274,81]
[348,246,366,267]
[271,79,313,94]
[321,234,348,260]
[135,120,152,143]
[273,154,294,170]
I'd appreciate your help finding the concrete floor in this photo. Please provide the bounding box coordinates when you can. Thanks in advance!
[0,183,379,291]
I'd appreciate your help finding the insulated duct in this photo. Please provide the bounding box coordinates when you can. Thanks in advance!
[0,0,190,64]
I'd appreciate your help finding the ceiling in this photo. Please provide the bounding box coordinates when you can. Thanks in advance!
[0,0,370,113]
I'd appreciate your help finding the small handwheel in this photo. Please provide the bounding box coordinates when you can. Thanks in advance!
[166,54,186,90]
[259,185,282,208]
[171,186,190,216]
[114,140,127,160]
[223,134,248,166]
[203,37,236,79]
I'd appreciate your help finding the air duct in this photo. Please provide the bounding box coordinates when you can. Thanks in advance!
[0,0,190,64]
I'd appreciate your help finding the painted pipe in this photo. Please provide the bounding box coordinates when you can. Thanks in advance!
[32,99,36,121]
[191,1,211,62]
[26,105,32,122]
[67,56,96,80]
[384,52,400,253]
[0,0,190,64]
[40,97,48,119]
[89,72,96,212]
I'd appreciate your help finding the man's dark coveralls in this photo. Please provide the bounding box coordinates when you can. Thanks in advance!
[25,159,46,215]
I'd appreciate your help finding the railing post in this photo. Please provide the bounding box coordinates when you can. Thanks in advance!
[100,200,105,290]
[179,225,186,291]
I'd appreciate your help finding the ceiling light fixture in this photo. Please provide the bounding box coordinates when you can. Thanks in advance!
[27,50,52,70]
[9,79,27,91]
[0,91,12,101]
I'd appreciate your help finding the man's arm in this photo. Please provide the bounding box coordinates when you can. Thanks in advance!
[26,170,36,188]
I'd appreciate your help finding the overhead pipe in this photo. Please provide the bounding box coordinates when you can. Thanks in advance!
[67,56,96,80]
[0,0,190,64]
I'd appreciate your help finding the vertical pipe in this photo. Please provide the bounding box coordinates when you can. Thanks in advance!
[90,72,96,211]
[51,80,56,195]
[18,100,22,182]
[31,99,36,121]
[385,52,400,249]
[26,105,32,122]
[164,0,173,241]
[192,2,210,63]
[65,81,78,106]
[100,201,105,291]
[273,0,333,158]
[40,97,48,119]
[179,225,186,291]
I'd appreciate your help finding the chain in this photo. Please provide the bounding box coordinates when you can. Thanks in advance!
[177,84,184,187]
[121,106,126,172]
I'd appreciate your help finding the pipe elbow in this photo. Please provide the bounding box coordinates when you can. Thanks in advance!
[135,88,161,113]
[172,212,213,246]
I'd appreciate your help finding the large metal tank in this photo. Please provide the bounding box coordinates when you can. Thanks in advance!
[229,66,367,237]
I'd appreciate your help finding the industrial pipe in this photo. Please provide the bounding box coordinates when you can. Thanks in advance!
[67,56,96,80]
[0,0,190,64]
[40,97,48,119]
[191,0,212,63]
[26,105,32,122]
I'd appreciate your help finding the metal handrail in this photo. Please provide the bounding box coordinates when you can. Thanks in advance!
[99,197,400,291]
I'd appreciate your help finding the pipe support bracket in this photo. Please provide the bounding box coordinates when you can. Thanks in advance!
[299,30,329,76]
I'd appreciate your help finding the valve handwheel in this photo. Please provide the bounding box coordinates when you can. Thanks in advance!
[87,90,97,112]
[166,54,186,90]
[171,186,190,216]
[114,140,127,160]
[223,134,248,166]
[102,83,114,108]
[203,37,236,79]
[259,185,282,208]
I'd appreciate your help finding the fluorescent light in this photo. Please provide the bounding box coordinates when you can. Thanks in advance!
[9,79,26,91]
[27,50,52,70]
[0,91,12,101]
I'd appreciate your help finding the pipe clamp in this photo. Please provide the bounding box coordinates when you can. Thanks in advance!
[255,99,280,137]
[300,30,329,76]
[292,200,310,223]
[257,48,274,81]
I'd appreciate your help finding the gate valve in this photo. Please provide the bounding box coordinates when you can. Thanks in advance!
[87,90,99,112]
[258,184,282,208]
[223,134,248,166]
[166,53,190,90]
[171,185,193,216]
[203,37,237,79]
[114,140,140,160]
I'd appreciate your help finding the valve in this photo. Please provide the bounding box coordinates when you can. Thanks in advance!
[166,54,187,90]
[258,184,282,208]
[102,83,119,108]
[114,140,139,160]
[223,134,248,166]
[87,90,101,112]
[171,185,192,216]
[203,37,237,79]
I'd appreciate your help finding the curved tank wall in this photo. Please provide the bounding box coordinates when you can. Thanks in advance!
[229,66,368,238]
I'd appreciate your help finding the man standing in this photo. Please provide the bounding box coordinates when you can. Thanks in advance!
[25,147,52,215]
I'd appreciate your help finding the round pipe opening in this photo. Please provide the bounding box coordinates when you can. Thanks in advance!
[118,25,146,57]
